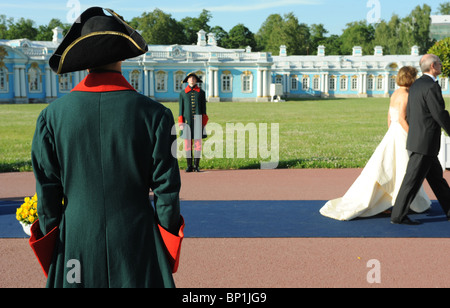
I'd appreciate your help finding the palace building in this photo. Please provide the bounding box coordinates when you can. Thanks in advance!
[0,27,448,104]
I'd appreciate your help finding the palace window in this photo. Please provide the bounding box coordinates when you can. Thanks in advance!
[290,75,298,91]
[242,71,253,93]
[0,67,8,92]
[156,71,167,92]
[313,76,320,91]
[389,76,397,90]
[376,75,384,91]
[302,76,309,90]
[221,71,232,92]
[329,76,336,91]
[367,75,374,91]
[59,73,72,92]
[174,71,185,92]
[439,78,448,91]
[28,64,41,92]
[351,75,358,91]
[130,70,141,91]
[340,76,348,91]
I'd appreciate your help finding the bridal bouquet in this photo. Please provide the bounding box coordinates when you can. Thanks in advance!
[16,193,38,235]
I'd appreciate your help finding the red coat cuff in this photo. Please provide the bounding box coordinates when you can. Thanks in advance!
[158,216,185,273]
[29,220,59,278]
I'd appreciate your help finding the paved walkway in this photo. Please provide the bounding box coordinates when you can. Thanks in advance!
[1,169,449,288]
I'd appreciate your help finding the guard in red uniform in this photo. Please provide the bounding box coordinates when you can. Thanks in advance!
[178,72,208,172]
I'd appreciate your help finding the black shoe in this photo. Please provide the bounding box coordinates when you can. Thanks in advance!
[391,216,421,225]
[193,158,201,172]
[186,157,193,172]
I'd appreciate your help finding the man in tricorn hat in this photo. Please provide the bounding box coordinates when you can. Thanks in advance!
[178,72,208,172]
[31,7,183,287]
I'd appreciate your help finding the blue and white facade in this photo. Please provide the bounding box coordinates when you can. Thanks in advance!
[0,28,448,104]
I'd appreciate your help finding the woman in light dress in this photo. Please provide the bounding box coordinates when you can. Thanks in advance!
[320,66,431,220]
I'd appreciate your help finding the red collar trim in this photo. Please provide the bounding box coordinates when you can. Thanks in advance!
[185,85,200,93]
[72,72,136,93]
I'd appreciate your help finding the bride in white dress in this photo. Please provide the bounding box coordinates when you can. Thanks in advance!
[320,66,431,220]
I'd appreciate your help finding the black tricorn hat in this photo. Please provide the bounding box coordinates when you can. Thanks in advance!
[49,7,148,74]
[183,72,203,83]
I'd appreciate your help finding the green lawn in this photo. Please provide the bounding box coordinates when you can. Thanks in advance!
[0,98,401,172]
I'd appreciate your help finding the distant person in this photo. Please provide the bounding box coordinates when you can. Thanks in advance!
[391,54,450,225]
[178,72,208,172]
[320,66,430,220]
[31,7,183,287]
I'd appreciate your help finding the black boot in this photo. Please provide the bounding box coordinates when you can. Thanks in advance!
[193,158,201,172]
[185,156,193,172]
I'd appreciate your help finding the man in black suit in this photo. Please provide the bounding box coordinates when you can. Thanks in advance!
[391,54,450,225]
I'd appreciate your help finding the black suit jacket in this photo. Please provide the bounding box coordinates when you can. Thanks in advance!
[406,75,450,156]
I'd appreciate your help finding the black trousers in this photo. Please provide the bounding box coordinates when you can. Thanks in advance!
[391,152,450,222]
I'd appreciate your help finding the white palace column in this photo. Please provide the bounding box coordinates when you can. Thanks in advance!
[19,66,26,98]
[257,68,270,102]
[208,68,219,102]
[384,72,390,97]
[149,69,155,98]
[143,67,155,98]
[45,65,52,102]
[13,65,27,103]
[283,73,289,95]
[208,68,214,98]
[14,66,21,99]
[214,69,219,99]
[51,70,57,98]
[321,72,329,97]
[360,73,367,97]
[143,68,149,96]
[262,69,269,98]
[257,69,263,99]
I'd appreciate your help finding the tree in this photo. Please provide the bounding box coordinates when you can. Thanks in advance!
[6,18,37,40]
[282,13,310,55]
[373,14,412,55]
[130,9,185,45]
[210,25,228,46]
[339,21,375,55]
[322,34,342,55]
[179,10,212,45]
[222,24,256,49]
[437,2,450,14]
[428,38,450,77]
[0,15,8,39]
[255,13,311,55]
[309,24,328,55]
[410,4,434,54]
[35,19,70,41]
[255,14,284,53]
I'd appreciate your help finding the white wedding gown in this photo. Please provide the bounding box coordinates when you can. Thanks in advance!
[320,107,431,221]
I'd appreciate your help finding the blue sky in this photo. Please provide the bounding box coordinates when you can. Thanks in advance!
[0,0,442,35]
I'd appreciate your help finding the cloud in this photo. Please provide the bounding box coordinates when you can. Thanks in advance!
[122,0,322,14]
[0,3,67,11]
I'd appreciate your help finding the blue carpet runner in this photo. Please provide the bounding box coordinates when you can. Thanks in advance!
[1,199,449,238]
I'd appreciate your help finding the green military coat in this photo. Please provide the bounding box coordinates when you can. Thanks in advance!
[178,85,207,139]
[31,71,182,288]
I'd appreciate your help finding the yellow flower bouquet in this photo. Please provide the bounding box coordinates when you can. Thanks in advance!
[16,193,38,236]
